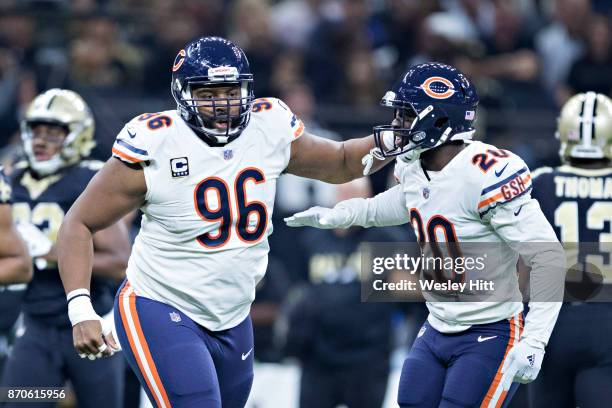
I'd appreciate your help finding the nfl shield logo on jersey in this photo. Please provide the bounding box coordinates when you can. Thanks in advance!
[223,149,233,160]
[422,187,430,199]
[169,312,181,322]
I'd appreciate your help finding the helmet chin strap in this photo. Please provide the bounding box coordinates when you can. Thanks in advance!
[29,154,64,176]
[180,81,248,146]
[22,128,80,176]
[195,114,240,144]
[399,127,462,163]
[449,130,475,142]
[399,147,425,163]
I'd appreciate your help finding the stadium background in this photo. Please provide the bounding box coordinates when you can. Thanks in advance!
[0,0,610,407]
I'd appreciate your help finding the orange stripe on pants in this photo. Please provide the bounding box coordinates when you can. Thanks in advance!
[118,282,172,408]
[495,315,524,408]
[480,316,521,408]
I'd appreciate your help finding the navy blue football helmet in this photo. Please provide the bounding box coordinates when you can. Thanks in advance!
[373,62,478,161]
[171,37,254,145]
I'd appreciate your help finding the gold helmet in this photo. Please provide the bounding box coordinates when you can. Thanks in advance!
[557,92,612,163]
[21,89,95,175]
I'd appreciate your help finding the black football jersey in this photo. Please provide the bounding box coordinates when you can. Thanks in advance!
[531,165,612,286]
[10,161,114,327]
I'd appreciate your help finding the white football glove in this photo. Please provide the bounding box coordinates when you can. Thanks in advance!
[15,222,52,257]
[500,338,545,390]
[361,131,394,176]
[101,307,121,352]
[284,206,351,229]
[361,148,383,176]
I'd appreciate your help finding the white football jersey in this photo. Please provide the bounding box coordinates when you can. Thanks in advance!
[111,98,305,331]
[336,140,562,343]
[392,141,537,333]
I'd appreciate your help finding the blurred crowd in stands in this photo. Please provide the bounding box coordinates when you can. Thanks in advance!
[0,0,610,404]
[0,0,610,159]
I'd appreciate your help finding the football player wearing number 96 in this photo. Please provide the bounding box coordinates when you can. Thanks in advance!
[529,92,612,408]
[57,36,392,408]
[285,62,567,407]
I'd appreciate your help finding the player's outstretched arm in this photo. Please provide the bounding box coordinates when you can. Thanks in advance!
[285,184,408,229]
[487,198,565,390]
[58,158,146,359]
[286,132,392,183]
[0,204,32,284]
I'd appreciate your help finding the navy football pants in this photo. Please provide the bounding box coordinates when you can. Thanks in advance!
[0,316,124,408]
[398,314,523,408]
[114,280,254,408]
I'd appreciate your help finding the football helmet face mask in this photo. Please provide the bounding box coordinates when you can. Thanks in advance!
[557,92,612,162]
[171,36,254,146]
[373,62,478,162]
[21,89,95,176]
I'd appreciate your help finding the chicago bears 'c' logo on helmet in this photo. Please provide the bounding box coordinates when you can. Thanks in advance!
[373,62,478,161]
[419,76,456,100]
[172,49,186,72]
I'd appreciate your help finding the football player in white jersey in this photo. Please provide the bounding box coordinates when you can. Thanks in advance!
[57,37,393,407]
[286,62,566,407]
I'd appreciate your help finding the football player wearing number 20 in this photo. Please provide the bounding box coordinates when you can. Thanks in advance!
[286,63,566,407]
[57,36,392,408]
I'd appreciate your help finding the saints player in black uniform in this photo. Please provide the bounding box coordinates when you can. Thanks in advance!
[0,89,130,408]
[530,92,612,408]
[0,169,32,374]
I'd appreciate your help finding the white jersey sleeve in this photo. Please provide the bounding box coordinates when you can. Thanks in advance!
[334,184,408,228]
[476,150,534,218]
[483,155,565,346]
[251,97,305,170]
[111,113,169,166]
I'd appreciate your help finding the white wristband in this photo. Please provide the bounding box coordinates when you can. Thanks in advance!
[67,290,100,327]
[67,288,90,303]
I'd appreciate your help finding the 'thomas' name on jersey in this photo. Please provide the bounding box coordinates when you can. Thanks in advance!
[111,98,305,331]
[531,165,612,285]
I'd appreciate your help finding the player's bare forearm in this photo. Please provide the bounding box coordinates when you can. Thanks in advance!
[0,257,32,284]
[58,158,146,293]
[286,132,392,183]
[91,222,130,281]
[91,251,128,281]
[58,217,95,292]
[0,206,32,284]
[0,251,32,284]
[340,136,393,179]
